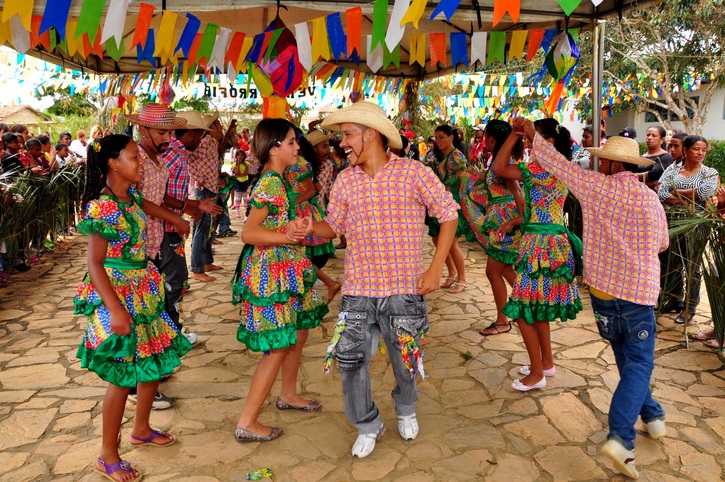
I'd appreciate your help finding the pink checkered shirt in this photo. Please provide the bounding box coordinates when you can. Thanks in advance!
[533,134,669,306]
[189,135,220,192]
[326,156,459,297]
[136,146,169,260]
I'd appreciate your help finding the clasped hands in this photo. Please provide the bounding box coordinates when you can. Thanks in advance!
[286,215,314,243]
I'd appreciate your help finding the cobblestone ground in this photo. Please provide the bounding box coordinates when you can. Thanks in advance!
[1,215,724,481]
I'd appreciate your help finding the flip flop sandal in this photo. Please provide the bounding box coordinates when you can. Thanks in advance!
[448,282,468,294]
[234,426,284,443]
[704,339,720,349]
[691,330,716,341]
[479,322,512,336]
[276,398,323,412]
[95,457,142,482]
[441,276,458,289]
[130,429,176,447]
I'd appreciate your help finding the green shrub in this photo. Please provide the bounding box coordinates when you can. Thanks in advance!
[705,141,725,181]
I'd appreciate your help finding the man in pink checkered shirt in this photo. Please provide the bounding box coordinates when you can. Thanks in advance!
[293,102,458,459]
[514,117,668,479]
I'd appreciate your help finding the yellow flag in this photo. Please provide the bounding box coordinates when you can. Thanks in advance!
[66,20,78,57]
[400,0,427,29]
[155,10,178,64]
[2,0,33,31]
[508,31,527,61]
[409,34,425,66]
[236,36,254,73]
[311,17,330,62]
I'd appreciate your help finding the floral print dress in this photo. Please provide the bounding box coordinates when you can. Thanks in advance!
[286,157,335,258]
[503,160,582,324]
[231,171,328,352]
[425,149,477,240]
[74,188,192,387]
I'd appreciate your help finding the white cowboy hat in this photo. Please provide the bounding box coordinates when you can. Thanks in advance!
[320,101,402,149]
[176,111,212,131]
[586,136,654,167]
[306,129,332,146]
[124,103,187,130]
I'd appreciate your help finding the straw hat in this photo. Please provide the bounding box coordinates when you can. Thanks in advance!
[306,130,332,146]
[321,101,402,149]
[176,111,212,131]
[125,103,187,130]
[586,136,654,167]
[473,124,486,132]
[204,111,220,126]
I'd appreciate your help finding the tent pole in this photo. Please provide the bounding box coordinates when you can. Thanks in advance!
[591,19,605,172]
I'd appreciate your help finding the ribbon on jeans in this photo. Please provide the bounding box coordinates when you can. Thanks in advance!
[245,468,272,480]
[323,312,347,373]
[398,331,425,379]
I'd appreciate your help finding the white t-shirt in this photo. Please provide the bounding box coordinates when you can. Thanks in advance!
[69,139,88,159]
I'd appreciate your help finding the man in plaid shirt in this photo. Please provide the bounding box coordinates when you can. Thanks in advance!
[159,112,222,343]
[292,102,458,459]
[514,117,668,479]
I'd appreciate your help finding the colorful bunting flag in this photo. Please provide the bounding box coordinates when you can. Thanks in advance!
[311,17,330,62]
[155,10,179,65]
[558,0,583,16]
[101,0,132,44]
[75,0,105,44]
[429,0,463,22]
[488,31,505,64]
[39,0,72,38]
[450,32,468,67]
[371,0,388,50]
[430,33,446,68]
[526,30,545,61]
[326,13,347,61]
[493,0,521,26]
[470,32,487,66]
[409,34,425,67]
[385,0,408,52]
[294,22,312,72]
[3,0,34,31]
[132,3,156,50]
[346,7,362,57]
[508,30,527,60]
[176,13,201,57]
[400,0,427,29]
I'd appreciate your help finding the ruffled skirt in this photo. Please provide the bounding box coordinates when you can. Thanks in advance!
[74,263,192,387]
[232,244,328,352]
[503,232,582,324]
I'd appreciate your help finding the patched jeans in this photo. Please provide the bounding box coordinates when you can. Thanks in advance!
[591,295,665,450]
[337,294,429,435]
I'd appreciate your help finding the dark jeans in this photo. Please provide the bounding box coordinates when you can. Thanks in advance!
[591,295,665,450]
[155,232,188,330]
[191,188,215,273]
[336,294,429,435]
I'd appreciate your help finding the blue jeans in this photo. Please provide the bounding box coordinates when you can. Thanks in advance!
[337,294,429,435]
[190,188,215,273]
[591,295,665,450]
[155,232,188,330]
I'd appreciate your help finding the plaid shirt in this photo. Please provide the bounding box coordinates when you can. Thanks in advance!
[533,134,669,306]
[326,156,459,297]
[189,135,220,192]
[136,146,169,260]
[161,137,188,233]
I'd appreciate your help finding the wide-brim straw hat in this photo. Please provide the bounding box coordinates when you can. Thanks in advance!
[125,103,187,130]
[586,136,654,167]
[176,111,212,131]
[321,101,402,149]
[204,111,220,126]
[306,129,332,146]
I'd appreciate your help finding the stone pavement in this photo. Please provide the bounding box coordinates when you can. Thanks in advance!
[1,216,724,482]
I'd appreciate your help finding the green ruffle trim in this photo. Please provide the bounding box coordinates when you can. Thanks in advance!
[73,296,166,326]
[486,247,519,265]
[306,241,335,259]
[248,197,282,215]
[76,219,122,241]
[514,257,576,283]
[503,298,583,325]
[426,216,440,238]
[296,303,329,330]
[237,323,298,352]
[296,170,314,182]
[76,333,192,388]
[231,262,317,307]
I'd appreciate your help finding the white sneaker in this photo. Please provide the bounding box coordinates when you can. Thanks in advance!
[601,439,639,479]
[351,425,385,458]
[183,332,198,345]
[645,419,667,440]
[397,414,419,440]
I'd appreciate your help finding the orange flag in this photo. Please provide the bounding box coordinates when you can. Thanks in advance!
[346,6,362,57]
[131,2,156,50]
[430,33,447,68]
[492,0,520,27]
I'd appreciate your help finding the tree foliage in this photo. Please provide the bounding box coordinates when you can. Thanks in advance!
[604,0,725,134]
